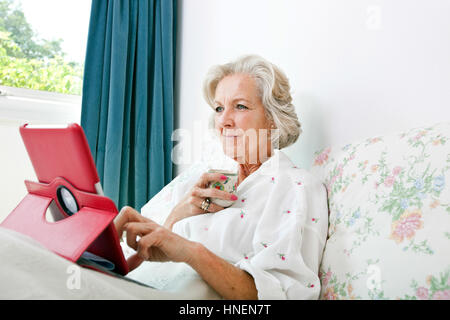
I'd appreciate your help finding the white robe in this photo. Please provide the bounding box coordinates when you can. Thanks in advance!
[125,149,329,299]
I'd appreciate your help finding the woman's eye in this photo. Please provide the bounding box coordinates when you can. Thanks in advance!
[215,106,224,112]
[236,104,248,110]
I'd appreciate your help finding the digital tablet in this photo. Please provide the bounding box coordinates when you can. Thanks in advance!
[20,123,104,196]
[16,123,131,277]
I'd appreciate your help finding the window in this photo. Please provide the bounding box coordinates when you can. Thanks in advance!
[0,0,91,124]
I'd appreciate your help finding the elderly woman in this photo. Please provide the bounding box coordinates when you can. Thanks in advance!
[117,55,329,300]
[0,55,327,300]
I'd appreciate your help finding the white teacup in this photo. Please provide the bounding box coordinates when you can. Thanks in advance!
[207,169,238,207]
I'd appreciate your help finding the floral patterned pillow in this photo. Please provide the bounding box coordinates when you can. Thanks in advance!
[311,122,450,300]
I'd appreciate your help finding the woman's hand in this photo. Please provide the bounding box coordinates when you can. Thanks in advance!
[163,172,238,229]
[115,206,257,299]
[115,206,199,271]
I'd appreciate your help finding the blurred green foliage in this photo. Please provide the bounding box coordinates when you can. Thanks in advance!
[0,0,83,95]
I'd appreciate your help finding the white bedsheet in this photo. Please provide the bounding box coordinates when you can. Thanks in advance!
[0,227,219,299]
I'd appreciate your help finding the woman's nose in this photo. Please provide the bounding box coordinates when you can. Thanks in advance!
[218,107,235,127]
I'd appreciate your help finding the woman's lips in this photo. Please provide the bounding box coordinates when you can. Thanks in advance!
[222,135,242,140]
[222,130,242,138]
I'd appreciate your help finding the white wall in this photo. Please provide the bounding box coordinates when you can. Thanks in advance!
[174,0,450,175]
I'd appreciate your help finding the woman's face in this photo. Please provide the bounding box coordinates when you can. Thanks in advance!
[214,73,273,164]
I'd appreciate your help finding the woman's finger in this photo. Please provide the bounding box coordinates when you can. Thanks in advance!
[136,227,167,261]
[124,222,156,250]
[203,201,225,213]
[192,186,237,202]
[114,206,150,238]
[188,194,225,213]
[196,197,225,213]
[124,223,141,251]
[126,253,145,272]
[135,226,194,263]
[195,172,228,188]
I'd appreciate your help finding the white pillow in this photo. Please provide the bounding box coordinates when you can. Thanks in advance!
[311,122,450,300]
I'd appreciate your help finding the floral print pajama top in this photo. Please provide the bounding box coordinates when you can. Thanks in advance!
[125,150,329,299]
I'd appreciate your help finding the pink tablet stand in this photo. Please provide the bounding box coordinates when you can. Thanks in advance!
[0,176,129,275]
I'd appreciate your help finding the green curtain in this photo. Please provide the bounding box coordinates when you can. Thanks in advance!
[81,0,177,211]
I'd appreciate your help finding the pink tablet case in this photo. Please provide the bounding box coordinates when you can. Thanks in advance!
[19,123,100,194]
[0,124,129,275]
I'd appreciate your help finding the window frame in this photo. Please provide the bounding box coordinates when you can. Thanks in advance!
[0,85,82,126]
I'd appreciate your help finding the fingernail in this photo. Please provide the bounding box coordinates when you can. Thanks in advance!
[231,194,238,201]
[220,175,228,180]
